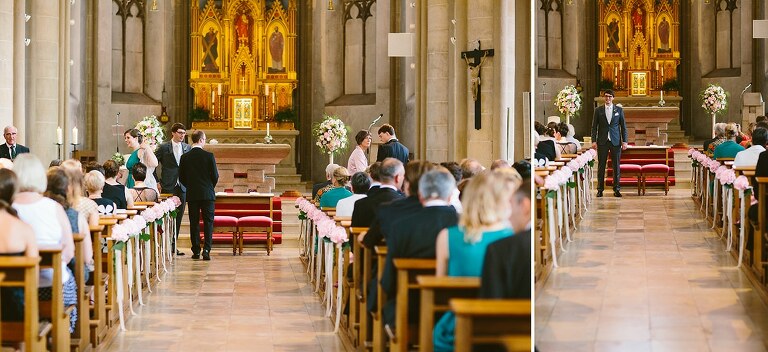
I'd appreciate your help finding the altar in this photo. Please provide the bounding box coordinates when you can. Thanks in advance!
[594,96,682,146]
[206,143,290,193]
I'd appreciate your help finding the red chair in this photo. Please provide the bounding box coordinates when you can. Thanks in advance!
[199,216,239,255]
[641,164,671,195]
[237,216,274,255]
[619,164,643,195]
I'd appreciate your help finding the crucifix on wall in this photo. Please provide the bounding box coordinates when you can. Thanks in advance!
[461,41,494,130]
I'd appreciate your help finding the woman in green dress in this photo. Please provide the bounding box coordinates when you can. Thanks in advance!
[123,129,158,189]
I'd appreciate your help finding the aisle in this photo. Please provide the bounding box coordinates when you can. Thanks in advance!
[535,189,768,351]
[99,248,348,352]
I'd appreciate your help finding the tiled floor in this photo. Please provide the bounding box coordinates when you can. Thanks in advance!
[98,247,349,352]
[536,188,768,352]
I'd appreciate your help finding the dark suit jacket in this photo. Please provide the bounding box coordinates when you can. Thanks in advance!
[376,139,409,165]
[362,196,422,249]
[178,147,219,201]
[591,104,628,146]
[479,229,532,299]
[155,141,191,192]
[0,144,30,159]
[381,205,458,328]
[351,186,403,228]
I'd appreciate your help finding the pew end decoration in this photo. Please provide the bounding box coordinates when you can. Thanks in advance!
[554,85,582,124]
[135,115,165,151]
[313,115,350,165]
[700,84,728,138]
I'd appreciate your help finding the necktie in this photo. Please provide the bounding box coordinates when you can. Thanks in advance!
[174,143,181,165]
[11,145,16,159]
[606,106,612,141]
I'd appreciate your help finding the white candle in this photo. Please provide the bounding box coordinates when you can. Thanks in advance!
[72,127,78,145]
[272,91,276,104]
[661,66,664,77]
[267,123,270,135]
[57,127,63,144]
[614,67,617,77]
[655,61,659,70]
[265,84,269,96]
[660,90,664,100]
[211,90,215,104]
[218,83,222,95]
[619,61,622,71]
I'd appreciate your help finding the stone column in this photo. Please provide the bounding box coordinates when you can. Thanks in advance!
[28,0,63,163]
[12,0,25,135]
[423,0,450,163]
[0,0,17,129]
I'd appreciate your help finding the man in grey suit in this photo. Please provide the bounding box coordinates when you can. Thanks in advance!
[591,89,628,198]
[155,123,191,255]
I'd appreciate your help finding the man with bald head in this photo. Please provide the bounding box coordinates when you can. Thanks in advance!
[0,126,29,160]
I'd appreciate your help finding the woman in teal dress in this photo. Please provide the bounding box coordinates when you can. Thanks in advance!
[123,129,158,189]
[433,170,521,352]
[319,166,353,208]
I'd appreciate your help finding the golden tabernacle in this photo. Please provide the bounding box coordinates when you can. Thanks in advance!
[190,0,297,131]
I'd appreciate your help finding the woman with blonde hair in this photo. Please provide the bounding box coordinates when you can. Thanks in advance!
[319,166,353,208]
[60,159,100,226]
[713,123,745,159]
[432,170,519,352]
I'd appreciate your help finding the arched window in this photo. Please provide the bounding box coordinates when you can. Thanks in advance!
[537,0,563,70]
[715,0,740,70]
[343,0,376,95]
[112,0,146,93]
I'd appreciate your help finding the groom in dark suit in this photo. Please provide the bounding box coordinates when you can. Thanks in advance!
[179,130,219,260]
[376,124,409,165]
[591,89,628,197]
[0,126,30,160]
[155,123,191,255]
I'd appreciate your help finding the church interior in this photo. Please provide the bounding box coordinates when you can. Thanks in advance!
[0,0,533,351]
[535,0,768,351]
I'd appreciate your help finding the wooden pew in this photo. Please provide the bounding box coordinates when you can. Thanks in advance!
[373,245,387,352]
[755,177,768,282]
[349,227,369,348]
[389,259,436,352]
[450,299,531,352]
[71,233,91,352]
[0,257,50,352]
[39,244,72,352]
[417,276,480,352]
[89,224,107,347]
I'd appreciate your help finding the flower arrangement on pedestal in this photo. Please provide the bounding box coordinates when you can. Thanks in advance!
[135,115,165,150]
[700,84,728,137]
[554,85,582,124]
[313,114,350,164]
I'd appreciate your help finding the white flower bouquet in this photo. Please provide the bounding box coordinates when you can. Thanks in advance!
[554,85,582,120]
[313,115,350,157]
[701,84,728,115]
[135,115,165,150]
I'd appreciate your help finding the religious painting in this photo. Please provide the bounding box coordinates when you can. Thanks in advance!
[235,10,253,52]
[267,24,286,73]
[657,16,671,53]
[632,5,645,36]
[233,98,254,129]
[606,17,620,54]
[201,24,220,73]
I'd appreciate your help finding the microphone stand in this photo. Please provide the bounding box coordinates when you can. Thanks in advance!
[366,114,383,160]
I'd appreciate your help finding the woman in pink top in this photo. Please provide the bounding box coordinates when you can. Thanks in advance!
[348,130,372,174]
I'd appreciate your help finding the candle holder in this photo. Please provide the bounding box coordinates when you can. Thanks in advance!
[71,143,79,154]
[263,134,274,144]
[55,143,63,160]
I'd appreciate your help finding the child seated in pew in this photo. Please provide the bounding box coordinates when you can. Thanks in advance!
[85,170,117,214]
[0,168,39,324]
[433,170,519,352]
[11,154,78,332]
[45,168,95,284]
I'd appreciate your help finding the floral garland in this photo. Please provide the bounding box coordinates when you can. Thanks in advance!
[554,85,582,118]
[295,197,348,244]
[700,84,728,115]
[135,115,165,151]
[313,115,350,156]
[110,196,181,247]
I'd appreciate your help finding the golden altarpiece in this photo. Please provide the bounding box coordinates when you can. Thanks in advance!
[190,0,297,130]
[596,0,682,146]
[598,0,680,97]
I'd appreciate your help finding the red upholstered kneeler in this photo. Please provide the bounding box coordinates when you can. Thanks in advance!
[641,164,670,195]
[199,216,239,255]
[237,216,274,255]
[619,164,642,195]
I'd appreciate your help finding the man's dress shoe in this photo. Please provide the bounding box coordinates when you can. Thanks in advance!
[596,190,603,198]
[191,253,200,260]
[614,190,623,197]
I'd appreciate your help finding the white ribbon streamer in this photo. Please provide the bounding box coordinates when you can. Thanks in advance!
[547,196,559,268]
[126,239,136,315]
[712,180,719,229]
[308,221,315,277]
[315,230,323,293]
[334,244,343,333]
[114,248,126,331]
[738,189,747,268]
[144,238,152,293]
[324,242,333,315]
[725,187,733,251]
[134,236,144,306]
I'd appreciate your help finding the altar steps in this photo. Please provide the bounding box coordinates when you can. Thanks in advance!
[664,118,693,147]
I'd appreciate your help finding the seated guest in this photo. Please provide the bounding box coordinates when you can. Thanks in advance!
[381,169,459,329]
[367,162,383,190]
[433,170,519,352]
[129,162,158,202]
[45,168,94,284]
[734,127,767,168]
[490,159,511,170]
[480,179,532,299]
[49,159,62,168]
[312,163,339,201]
[61,159,100,227]
[565,123,580,146]
[0,168,38,325]
[513,160,532,180]
[351,158,405,228]
[84,161,104,174]
[102,159,132,209]
[713,123,745,159]
[11,154,78,333]
[534,121,558,161]
[348,130,372,174]
[704,123,727,153]
[0,158,13,170]
[319,166,353,208]
[556,122,579,155]
[441,161,464,212]
[335,172,370,217]
[459,158,484,180]
[85,170,117,211]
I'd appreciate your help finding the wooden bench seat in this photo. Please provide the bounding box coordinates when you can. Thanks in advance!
[450,299,531,352]
[0,256,51,352]
[389,259,436,352]
[417,276,480,352]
